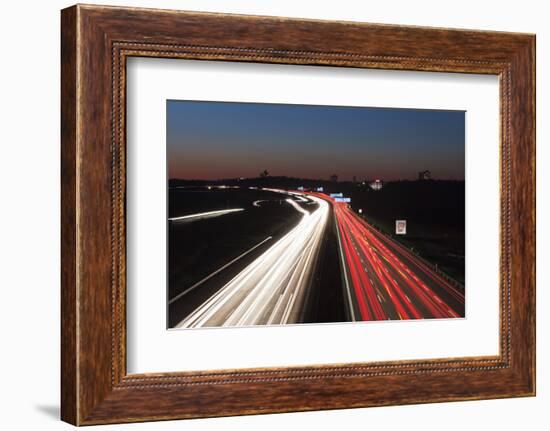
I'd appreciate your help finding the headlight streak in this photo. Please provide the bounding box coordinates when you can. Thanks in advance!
[176,191,330,328]
[168,208,244,223]
[168,236,273,305]
[174,189,464,328]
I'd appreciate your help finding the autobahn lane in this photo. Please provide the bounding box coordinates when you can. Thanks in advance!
[172,188,463,328]
[331,200,465,321]
[175,192,330,328]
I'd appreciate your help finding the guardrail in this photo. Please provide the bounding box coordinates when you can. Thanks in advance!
[357,212,465,291]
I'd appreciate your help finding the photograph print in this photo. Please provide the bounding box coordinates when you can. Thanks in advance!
[167,100,465,329]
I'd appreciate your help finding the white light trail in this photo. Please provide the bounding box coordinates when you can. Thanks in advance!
[285,198,309,216]
[168,208,244,223]
[168,236,273,305]
[176,193,330,328]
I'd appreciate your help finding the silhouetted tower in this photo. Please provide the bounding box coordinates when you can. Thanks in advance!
[418,170,431,180]
[330,174,338,183]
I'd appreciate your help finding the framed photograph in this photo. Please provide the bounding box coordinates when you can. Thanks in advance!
[166,101,465,328]
[61,4,535,425]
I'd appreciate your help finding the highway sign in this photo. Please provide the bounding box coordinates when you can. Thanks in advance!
[334,197,351,203]
[330,192,343,198]
[396,220,407,235]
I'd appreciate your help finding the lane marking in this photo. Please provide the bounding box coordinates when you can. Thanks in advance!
[334,217,356,322]
[176,192,330,328]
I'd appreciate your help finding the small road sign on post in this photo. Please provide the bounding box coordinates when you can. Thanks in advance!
[396,220,407,235]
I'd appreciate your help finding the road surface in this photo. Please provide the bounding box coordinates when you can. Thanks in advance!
[328,197,465,321]
[171,187,464,328]
[175,192,330,328]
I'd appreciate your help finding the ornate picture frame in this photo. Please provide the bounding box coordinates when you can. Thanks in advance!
[61,4,535,425]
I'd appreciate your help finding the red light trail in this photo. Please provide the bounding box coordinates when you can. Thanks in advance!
[313,193,465,321]
[172,188,465,329]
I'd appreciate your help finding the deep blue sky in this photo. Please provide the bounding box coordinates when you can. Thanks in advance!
[167,100,464,181]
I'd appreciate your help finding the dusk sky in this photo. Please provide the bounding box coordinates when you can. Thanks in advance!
[167,100,464,181]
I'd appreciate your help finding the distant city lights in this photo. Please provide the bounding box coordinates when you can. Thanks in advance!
[369,179,383,191]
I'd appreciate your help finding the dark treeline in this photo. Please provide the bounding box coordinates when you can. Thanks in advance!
[351,180,465,231]
[170,176,465,230]
[169,176,465,284]
[350,180,465,284]
[169,176,354,191]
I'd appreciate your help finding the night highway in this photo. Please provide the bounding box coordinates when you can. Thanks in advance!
[168,186,464,328]
[168,186,345,328]
[167,100,466,329]
[327,195,465,321]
